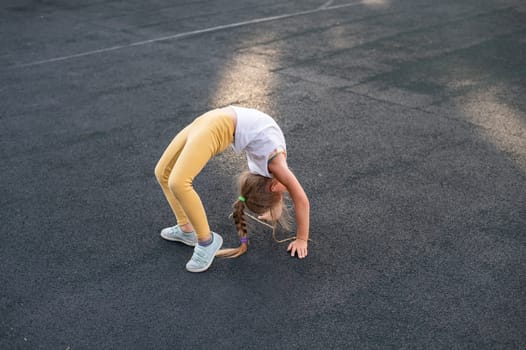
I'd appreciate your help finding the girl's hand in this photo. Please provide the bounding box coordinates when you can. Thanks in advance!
[287,239,308,259]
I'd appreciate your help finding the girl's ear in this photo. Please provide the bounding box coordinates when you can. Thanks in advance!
[269,179,279,192]
[270,179,287,193]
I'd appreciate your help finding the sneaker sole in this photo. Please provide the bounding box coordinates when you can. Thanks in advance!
[186,234,223,273]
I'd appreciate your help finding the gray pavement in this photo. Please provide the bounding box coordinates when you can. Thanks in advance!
[1,0,525,349]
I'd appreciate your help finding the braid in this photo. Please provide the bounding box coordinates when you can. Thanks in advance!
[215,199,249,258]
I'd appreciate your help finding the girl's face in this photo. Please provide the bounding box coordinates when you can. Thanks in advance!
[258,200,283,221]
[270,201,283,220]
[270,180,286,219]
[257,180,286,222]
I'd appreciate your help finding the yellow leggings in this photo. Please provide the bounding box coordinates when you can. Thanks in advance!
[154,109,235,240]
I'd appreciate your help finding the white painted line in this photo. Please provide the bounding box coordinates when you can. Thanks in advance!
[320,0,335,9]
[15,1,361,68]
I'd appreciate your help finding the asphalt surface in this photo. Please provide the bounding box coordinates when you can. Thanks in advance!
[1,0,525,349]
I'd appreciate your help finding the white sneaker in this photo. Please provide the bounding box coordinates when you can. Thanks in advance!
[186,232,223,273]
[160,225,197,246]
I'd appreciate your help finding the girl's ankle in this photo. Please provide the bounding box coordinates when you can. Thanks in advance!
[180,224,194,233]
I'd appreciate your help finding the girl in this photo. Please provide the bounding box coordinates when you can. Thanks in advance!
[155,105,309,272]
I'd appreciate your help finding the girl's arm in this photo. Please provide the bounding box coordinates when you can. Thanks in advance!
[268,153,310,259]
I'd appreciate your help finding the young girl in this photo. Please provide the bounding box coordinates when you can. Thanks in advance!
[155,106,310,272]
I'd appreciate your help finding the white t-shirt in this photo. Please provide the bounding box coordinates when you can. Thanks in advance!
[231,105,286,178]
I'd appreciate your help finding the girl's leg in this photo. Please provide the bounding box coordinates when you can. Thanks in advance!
[167,140,211,242]
[154,124,192,228]
[168,112,234,242]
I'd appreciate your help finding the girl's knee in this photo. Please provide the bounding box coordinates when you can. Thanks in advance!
[154,162,168,185]
[168,172,190,195]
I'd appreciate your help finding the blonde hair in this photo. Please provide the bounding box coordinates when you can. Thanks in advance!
[216,171,288,258]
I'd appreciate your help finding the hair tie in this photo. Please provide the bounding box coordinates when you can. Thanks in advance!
[240,237,248,244]
[238,195,246,202]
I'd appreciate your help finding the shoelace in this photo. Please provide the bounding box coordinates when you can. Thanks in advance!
[169,227,183,237]
[170,227,196,241]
